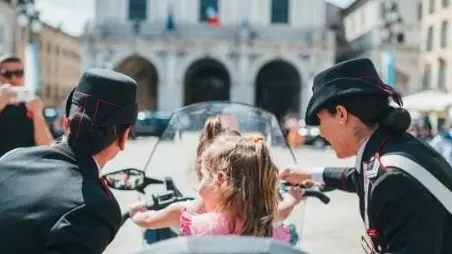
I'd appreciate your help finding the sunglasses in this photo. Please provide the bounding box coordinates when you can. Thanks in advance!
[1,70,24,79]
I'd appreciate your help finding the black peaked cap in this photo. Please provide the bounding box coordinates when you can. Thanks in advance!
[305,58,402,125]
[65,68,138,127]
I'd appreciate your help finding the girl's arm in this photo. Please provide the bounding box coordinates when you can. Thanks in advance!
[131,201,186,229]
[131,198,204,229]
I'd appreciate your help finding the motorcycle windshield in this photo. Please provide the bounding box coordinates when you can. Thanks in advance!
[143,102,305,246]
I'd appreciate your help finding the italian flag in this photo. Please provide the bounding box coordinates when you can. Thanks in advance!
[207,6,220,26]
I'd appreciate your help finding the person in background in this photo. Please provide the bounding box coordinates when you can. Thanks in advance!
[429,121,452,166]
[283,114,303,148]
[0,55,53,157]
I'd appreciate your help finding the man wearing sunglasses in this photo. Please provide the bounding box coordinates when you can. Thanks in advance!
[0,55,53,157]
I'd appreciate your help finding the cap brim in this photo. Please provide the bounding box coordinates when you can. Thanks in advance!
[305,78,388,126]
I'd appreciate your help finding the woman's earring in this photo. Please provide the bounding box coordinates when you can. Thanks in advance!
[339,122,343,125]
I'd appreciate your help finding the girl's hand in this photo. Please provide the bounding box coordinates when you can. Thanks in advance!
[276,187,305,222]
[288,186,305,205]
[129,201,148,218]
[282,186,304,206]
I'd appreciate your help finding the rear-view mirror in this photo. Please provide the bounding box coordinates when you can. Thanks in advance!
[102,168,145,191]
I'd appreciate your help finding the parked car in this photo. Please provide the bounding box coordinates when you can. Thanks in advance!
[298,124,329,148]
[130,111,172,139]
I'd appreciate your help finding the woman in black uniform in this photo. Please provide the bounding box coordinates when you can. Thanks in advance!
[281,58,452,254]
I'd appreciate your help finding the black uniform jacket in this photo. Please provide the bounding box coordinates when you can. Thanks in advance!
[323,128,452,254]
[0,141,121,254]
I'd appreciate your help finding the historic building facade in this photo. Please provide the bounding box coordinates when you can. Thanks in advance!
[17,23,82,106]
[82,0,340,119]
[419,0,452,91]
[337,0,421,94]
[0,0,18,56]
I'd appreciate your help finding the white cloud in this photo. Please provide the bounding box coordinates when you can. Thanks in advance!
[35,0,355,36]
[36,0,94,36]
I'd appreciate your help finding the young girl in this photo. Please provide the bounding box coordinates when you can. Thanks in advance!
[130,133,301,242]
[193,116,303,221]
[129,117,302,238]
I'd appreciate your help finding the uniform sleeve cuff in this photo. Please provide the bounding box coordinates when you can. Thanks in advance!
[309,167,325,184]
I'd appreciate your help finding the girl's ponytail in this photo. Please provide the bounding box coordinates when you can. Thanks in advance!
[240,135,278,237]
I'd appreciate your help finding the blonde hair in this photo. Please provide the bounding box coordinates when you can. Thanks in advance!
[195,116,241,180]
[201,134,278,237]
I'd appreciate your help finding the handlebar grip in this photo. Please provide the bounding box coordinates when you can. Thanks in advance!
[303,189,331,204]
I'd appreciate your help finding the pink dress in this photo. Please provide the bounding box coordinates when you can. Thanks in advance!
[179,206,291,244]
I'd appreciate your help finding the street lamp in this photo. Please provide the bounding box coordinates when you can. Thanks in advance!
[379,0,404,88]
[101,48,114,69]
[16,0,42,95]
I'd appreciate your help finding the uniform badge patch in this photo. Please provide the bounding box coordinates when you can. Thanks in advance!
[366,157,380,179]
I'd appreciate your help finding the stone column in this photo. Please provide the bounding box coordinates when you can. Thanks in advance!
[230,79,254,105]
[157,51,169,112]
[300,73,313,118]
[230,30,254,105]
[170,53,183,111]
[159,37,183,112]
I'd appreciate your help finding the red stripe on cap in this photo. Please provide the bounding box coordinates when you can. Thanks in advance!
[74,91,121,107]
[358,75,403,107]
[91,99,100,130]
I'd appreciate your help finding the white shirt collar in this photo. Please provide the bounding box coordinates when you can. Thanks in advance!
[356,135,372,173]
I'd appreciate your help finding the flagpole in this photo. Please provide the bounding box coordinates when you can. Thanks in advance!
[166,3,175,32]
[16,0,42,96]
[379,0,404,88]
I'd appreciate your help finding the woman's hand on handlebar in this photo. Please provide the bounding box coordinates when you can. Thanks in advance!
[279,167,313,185]
[280,167,332,204]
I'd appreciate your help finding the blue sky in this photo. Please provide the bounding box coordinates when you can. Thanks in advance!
[36,0,354,36]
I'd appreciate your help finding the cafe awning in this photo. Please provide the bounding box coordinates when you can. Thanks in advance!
[402,90,452,112]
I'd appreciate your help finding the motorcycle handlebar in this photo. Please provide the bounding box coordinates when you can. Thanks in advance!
[121,197,193,226]
[281,182,331,204]
[122,183,331,225]
[303,189,331,204]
